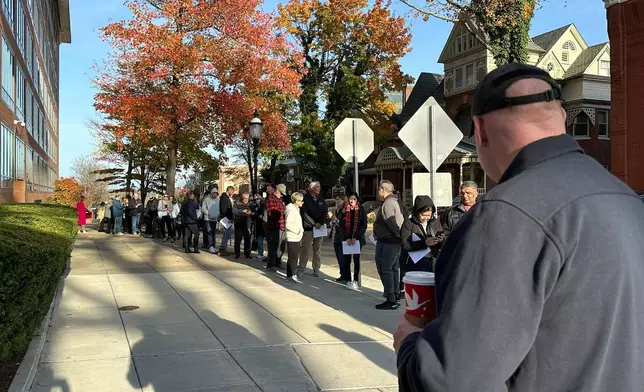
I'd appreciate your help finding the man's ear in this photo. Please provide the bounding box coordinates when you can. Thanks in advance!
[473,116,488,148]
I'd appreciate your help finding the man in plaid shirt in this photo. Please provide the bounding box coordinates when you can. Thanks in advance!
[265,183,286,269]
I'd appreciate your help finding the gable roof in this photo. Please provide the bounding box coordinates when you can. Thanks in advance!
[531,24,572,54]
[395,73,445,125]
[562,43,609,79]
[527,37,545,53]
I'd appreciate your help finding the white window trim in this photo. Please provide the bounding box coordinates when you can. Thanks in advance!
[571,114,590,139]
[597,109,610,140]
[450,62,477,91]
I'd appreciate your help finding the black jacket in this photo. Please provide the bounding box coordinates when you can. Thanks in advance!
[127,198,138,217]
[400,196,443,270]
[301,192,327,231]
[397,135,644,392]
[254,201,266,237]
[338,205,367,246]
[443,203,469,236]
[219,193,233,220]
[180,199,200,224]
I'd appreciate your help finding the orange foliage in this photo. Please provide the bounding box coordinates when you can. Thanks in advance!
[48,177,85,207]
[94,0,303,163]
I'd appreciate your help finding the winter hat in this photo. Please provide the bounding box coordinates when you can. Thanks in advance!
[277,184,287,194]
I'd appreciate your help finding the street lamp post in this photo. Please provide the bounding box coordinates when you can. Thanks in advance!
[249,110,263,195]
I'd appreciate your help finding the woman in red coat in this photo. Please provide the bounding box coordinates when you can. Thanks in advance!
[77,196,88,234]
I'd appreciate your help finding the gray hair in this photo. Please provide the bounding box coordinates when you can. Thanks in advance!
[379,180,395,193]
[460,181,478,190]
[309,181,320,190]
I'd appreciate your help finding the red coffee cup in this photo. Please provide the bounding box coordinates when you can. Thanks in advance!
[402,271,437,328]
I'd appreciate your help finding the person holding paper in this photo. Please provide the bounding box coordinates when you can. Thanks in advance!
[180,191,201,253]
[233,193,255,260]
[265,184,286,270]
[329,194,349,282]
[339,192,367,291]
[400,195,443,280]
[285,192,305,283]
[298,181,327,278]
[218,186,235,256]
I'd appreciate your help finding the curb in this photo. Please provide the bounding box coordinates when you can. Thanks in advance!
[7,296,56,392]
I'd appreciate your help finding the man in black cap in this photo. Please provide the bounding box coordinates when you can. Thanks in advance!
[395,63,644,391]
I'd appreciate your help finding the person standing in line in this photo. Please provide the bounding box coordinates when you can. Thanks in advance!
[329,194,348,282]
[298,181,327,278]
[97,202,106,233]
[103,200,113,234]
[233,193,255,259]
[76,196,88,234]
[171,197,180,241]
[201,188,218,251]
[443,180,479,237]
[400,195,443,278]
[135,193,144,234]
[285,192,304,283]
[112,195,125,236]
[395,64,644,392]
[180,191,201,253]
[128,193,142,235]
[204,190,220,254]
[265,184,286,270]
[339,192,367,290]
[253,194,266,259]
[218,186,235,256]
[372,180,404,310]
[157,195,174,242]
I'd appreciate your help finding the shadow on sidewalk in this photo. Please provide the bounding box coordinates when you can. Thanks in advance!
[318,324,396,377]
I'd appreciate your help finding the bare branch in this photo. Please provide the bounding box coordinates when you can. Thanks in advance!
[398,0,459,23]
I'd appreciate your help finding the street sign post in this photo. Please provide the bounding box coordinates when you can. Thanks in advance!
[398,97,464,202]
[334,118,374,196]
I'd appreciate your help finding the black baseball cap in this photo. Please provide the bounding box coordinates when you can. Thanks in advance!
[469,63,563,137]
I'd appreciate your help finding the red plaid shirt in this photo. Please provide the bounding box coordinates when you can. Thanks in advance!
[265,194,285,230]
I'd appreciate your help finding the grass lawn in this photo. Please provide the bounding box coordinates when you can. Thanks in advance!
[0,204,77,390]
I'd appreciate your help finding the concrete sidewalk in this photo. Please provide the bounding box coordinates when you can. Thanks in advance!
[29,230,402,392]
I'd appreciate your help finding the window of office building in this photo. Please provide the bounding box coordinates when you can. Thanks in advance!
[2,0,14,28]
[25,86,32,134]
[26,147,33,190]
[2,38,15,110]
[25,28,32,77]
[16,137,24,180]
[16,67,24,120]
[16,0,24,55]
[1,124,14,184]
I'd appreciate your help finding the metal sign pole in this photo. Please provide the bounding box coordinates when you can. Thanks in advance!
[352,120,359,196]
[428,106,437,202]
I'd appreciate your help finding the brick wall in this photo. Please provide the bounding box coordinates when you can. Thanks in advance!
[607,0,644,193]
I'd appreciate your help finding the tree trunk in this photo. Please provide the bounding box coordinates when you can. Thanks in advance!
[140,165,147,202]
[167,146,178,197]
[125,156,133,195]
[270,154,277,184]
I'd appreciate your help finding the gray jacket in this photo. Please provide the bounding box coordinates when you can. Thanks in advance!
[398,135,644,392]
[373,194,404,244]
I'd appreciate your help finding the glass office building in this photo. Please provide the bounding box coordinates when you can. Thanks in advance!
[0,0,70,202]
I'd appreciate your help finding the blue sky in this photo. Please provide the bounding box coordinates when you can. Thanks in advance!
[58,0,608,177]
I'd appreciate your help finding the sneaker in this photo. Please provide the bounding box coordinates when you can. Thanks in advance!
[375,301,399,310]
[117,232,124,236]
[209,246,217,254]
[163,237,168,243]
[256,255,264,259]
[286,276,298,284]
[347,281,359,291]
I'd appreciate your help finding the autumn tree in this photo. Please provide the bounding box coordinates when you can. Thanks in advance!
[94,0,301,196]
[278,0,412,191]
[47,178,85,207]
[399,0,538,65]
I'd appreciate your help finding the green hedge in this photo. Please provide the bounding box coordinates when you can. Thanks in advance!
[0,204,77,360]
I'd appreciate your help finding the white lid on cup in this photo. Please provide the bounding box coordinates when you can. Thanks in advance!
[403,271,435,285]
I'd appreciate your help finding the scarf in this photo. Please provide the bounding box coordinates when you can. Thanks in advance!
[344,203,360,237]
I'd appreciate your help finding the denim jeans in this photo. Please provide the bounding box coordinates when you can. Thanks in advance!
[114,216,123,234]
[375,242,401,302]
[131,214,140,234]
[256,235,264,257]
[334,242,346,279]
[220,226,233,250]
[137,213,142,232]
[207,220,218,249]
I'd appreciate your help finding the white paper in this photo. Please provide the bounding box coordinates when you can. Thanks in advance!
[342,241,361,255]
[369,233,377,245]
[411,233,422,242]
[408,248,431,264]
[313,225,328,238]
[220,217,232,229]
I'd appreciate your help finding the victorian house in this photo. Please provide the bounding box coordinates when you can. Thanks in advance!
[439,23,611,175]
